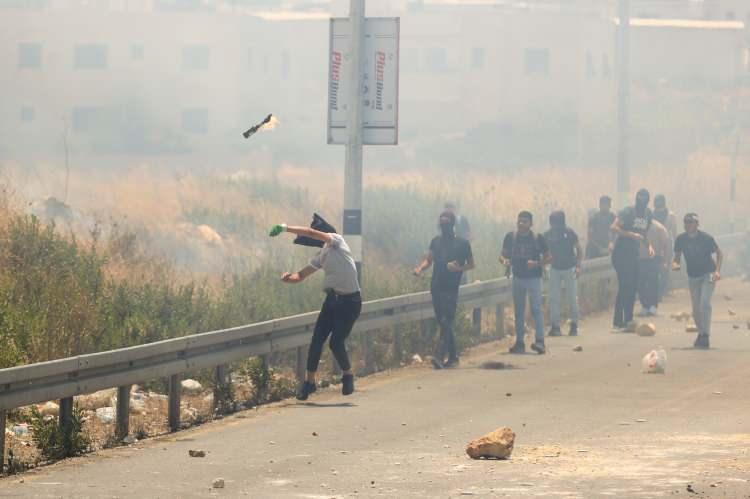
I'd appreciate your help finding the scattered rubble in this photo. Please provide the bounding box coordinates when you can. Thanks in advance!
[466,427,515,460]
[212,477,225,489]
[573,346,583,352]
[189,450,206,458]
[96,407,115,424]
[686,324,698,333]
[642,349,667,374]
[181,379,203,394]
[39,401,59,417]
[636,323,656,337]
[411,354,423,364]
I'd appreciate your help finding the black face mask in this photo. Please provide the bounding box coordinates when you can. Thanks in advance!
[440,222,455,238]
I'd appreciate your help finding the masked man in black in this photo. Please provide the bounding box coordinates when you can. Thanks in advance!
[414,211,475,369]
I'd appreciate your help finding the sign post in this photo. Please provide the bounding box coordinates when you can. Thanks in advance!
[328,4,400,282]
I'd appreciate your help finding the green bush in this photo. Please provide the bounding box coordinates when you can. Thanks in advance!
[30,404,90,461]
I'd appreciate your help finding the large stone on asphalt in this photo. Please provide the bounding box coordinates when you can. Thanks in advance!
[466,427,515,459]
[636,323,656,337]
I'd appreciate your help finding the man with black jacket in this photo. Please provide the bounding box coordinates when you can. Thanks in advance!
[414,211,475,369]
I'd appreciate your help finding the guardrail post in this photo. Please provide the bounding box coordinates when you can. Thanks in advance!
[59,397,73,440]
[213,365,230,415]
[295,347,306,383]
[0,409,6,473]
[116,385,131,441]
[392,325,403,365]
[496,303,506,338]
[472,307,482,337]
[168,374,181,432]
[363,334,376,374]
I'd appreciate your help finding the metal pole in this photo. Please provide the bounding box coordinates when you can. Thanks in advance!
[730,132,739,232]
[344,0,365,280]
[616,0,630,208]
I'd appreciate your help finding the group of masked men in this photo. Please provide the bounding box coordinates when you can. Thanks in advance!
[415,192,722,369]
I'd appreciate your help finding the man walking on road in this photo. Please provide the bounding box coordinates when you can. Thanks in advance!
[544,210,582,336]
[611,189,654,331]
[586,196,616,259]
[673,213,722,349]
[414,211,475,369]
[501,211,550,354]
[269,214,362,400]
[637,218,670,317]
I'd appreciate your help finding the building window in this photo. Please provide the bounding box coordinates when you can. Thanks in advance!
[131,44,144,60]
[586,51,595,78]
[602,54,611,79]
[182,108,208,134]
[471,47,485,69]
[525,48,549,76]
[182,45,209,70]
[74,45,108,69]
[18,43,42,69]
[424,47,447,72]
[20,106,35,123]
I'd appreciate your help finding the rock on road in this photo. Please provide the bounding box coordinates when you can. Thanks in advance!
[2,281,750,498]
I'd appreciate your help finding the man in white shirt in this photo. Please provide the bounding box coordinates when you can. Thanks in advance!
[270,214,361,401]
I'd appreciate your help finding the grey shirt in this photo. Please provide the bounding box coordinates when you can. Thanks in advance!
[309,234,360,294]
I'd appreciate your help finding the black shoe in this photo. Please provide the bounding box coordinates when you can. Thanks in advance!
[548,327,562,337]
[431,358,444,369]
[569,323,578,336]
[508,343,526,354]
[444,357,459,368]
[531,342,546,355]
[693,335,710,349]
[296,381,317,401]
[341,374,354,396]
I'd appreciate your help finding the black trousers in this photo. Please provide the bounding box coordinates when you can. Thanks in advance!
[432,287,459,362]
[307,291,362,372]
[638,256,661,309]
[613,250,638,327]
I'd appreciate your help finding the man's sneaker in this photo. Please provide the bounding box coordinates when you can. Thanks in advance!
[623,321,637,333]
[638,307,649,317]
[694,335,710,350]
[531,342,546,355]
[611,324,625,333]
[649,306,658,316]
[342,374,355,395]
[569,322,578,336]
[444,357,460,368]
[296,381,317,401]
[508,343,526,354]
[548,327,562,337]
[431,358,444,370]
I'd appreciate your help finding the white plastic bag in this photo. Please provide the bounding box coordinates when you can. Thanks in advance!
[641,348,667,374]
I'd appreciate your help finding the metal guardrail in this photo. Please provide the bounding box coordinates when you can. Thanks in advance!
[0,232,743,464]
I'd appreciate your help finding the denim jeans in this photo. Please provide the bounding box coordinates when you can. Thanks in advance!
[688,274,715,337]
[512,277,545,345]
[613,250,638,327]
[638,257,661,309]
[431,287,459,362]
[549,267,579,328]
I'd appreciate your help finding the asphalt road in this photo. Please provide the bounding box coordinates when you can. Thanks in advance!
[2,281,750,498]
